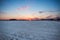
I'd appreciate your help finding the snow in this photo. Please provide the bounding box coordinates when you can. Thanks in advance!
[0,21,60,40]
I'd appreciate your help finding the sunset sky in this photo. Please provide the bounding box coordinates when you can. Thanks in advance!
[0,0,60,20]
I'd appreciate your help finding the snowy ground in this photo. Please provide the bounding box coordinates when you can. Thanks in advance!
[0,21,60,40]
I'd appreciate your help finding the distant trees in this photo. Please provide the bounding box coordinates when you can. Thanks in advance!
[0,17,60,21]
[9,19,17,21]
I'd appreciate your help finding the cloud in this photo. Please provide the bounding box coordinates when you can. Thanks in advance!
[17,6,30,10]
[39,11,44,13]
[0,11,5,14]
[46,15,58,19]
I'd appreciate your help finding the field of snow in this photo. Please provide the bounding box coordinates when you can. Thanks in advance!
[0,21,60,40]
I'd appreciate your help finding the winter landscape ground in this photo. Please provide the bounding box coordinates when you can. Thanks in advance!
[0,21,60,40]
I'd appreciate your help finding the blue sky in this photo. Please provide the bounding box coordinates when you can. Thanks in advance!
[0,0,60,19]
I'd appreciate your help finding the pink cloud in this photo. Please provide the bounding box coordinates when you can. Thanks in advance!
[46,15,57,19]
[17,6,30,10]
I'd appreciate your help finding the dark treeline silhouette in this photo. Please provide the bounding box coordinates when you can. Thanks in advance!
[9,19,17,21]
[0,17,60,21]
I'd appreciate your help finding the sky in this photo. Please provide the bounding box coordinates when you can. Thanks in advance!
[0,0,60,20]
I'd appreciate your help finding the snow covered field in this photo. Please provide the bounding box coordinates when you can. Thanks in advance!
[0,21,60,40]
